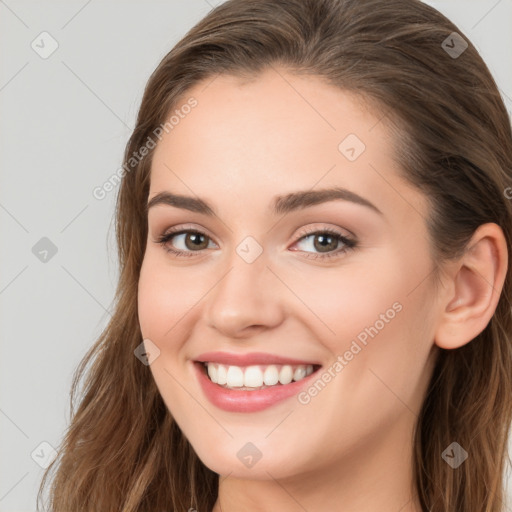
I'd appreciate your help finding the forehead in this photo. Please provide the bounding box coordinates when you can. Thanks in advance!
[148,68,427,223]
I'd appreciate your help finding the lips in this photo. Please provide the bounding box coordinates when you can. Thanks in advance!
[193,351,322,412]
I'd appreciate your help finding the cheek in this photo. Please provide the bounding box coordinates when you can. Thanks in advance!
[137,251,204,342]
[285,255,406,351]
[329,267,436,417]
[305,247,434,387]
[137,260,168,340]
[137,253,202,421]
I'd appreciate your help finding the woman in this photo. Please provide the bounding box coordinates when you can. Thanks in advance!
[38,0,512,510]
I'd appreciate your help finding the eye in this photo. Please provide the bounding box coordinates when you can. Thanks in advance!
[155,228,217,257]
[290,227,357,260]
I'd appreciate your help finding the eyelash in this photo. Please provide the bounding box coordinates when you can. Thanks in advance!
[154,226,357,260]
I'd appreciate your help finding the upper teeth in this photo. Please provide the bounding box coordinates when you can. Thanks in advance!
[205,363,314,389]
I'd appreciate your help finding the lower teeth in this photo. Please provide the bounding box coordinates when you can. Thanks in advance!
[218,383,282,390]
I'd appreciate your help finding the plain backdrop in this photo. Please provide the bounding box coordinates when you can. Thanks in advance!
[1,1,511,510]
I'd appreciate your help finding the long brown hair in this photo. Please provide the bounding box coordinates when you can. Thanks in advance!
[37,0,512,510]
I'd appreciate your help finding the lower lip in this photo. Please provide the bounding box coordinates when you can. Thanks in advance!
[193,362,320,413]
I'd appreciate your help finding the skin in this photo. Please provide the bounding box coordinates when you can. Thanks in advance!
[137,68,508,512]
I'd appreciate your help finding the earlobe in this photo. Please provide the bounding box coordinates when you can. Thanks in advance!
[434,223,508,350]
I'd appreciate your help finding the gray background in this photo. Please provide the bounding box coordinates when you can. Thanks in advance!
[1,1,511,510]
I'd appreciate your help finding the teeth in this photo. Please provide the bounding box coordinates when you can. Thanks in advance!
[293,366,307,381]
[207,364,218,383]
[226,365,244,387]
[279,365,293,385]
[217,364,227,385]
[263,365,279,386]
[244,365,263,387]
[204,362,316,389]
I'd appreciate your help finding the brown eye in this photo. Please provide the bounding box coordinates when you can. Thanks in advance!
[182,232,210,250]
[156,229,216,256]
[312,233,339,253]
[292,228,356,259]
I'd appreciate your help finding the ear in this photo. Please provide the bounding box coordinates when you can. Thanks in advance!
[434,223,508,350]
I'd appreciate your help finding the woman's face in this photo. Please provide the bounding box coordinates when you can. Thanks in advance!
[138,69,441,482]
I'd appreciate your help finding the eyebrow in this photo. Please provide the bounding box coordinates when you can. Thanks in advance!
[146,186,383,216]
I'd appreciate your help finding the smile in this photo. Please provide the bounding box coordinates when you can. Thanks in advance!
[193,354,322,412]
[203,362,315,389]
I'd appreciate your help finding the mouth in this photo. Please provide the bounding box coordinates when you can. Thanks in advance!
[192,356,323,413]
[199,361,321,390]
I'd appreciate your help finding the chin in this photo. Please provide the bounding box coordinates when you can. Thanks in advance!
[187,433,309,481]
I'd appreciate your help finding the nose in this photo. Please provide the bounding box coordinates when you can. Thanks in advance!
[203,247,286,339]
